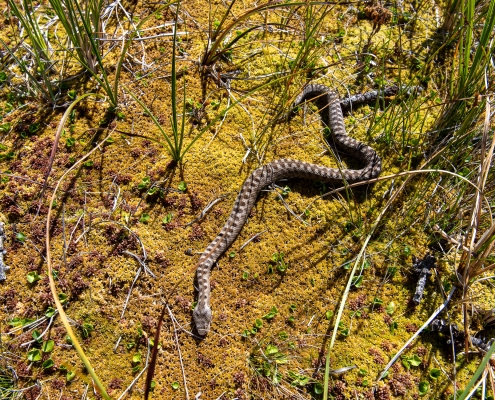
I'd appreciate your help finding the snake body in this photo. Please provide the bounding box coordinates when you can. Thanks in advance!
[193,84,382,336]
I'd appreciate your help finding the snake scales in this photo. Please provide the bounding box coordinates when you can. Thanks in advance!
[193,84,388,336]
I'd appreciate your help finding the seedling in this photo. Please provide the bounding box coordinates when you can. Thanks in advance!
[27,349,41,362]
[32,330,41,342]
[171,381,179,390]
[178,181,187,192]
[263,306,278,320]
[418,381,429,396]
[162,213,173,224]
[26,271,41,283]
[325,310,333,320]
[80,323,93,339]
[288,371,309,387]
[229,251,236,258]
[242,271,249,280]
[139,213,150,223]
[402,354,421,369]
[289,304,297,313]
[390,321,398,334]
[279,331,288,340]
[42,359,54,369]
[42,340,55,353]
[429,368,441,379]
[372,297,383,306]
[45,307,56,318]
[66,370,76,382]
[386,302,395,315]
[65,137,76,148]
[16,232,26,243]
[67,90,76,100]
[254,319,263,329]
[138,176,151,190]
[58,293,68,305]
[271,252,287,272]
[83,160,94,168]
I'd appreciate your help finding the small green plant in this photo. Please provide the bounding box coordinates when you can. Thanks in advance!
[80,323,94,339]
[418,381,429,396]
[42,359,55,369]
[58,293,68,305]
[139,213,150,223]
[325,310,333,320]
[171,381,179,390]
[41,340,55,353]
[178,181,187,192]
[16,232,26,243]
[138,176,151,190]
[27,349,41,362]
[263,306,278,320]
[401,354,422,369]
[385,302,395,315]
[26,271,41,283]
[271,252,287,272]
[162,213,173,224]
[429,368,441,380]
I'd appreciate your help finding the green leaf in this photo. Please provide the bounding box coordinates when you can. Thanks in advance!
[279,331,288,340]
[372,297,383,306]
[65,137,76,148]
[16,232,26,243]
[42,359,54,369]
[262,306,278,320]
[67,90,76,100]
[242,271,249,280]
[314,382,324,394]
[27,349,41,362]
[325,310,333,320]
[352,275,363,287]
[408,354,422,367]
[386,302,395,315]
[139,213,150,223]
[32,330,41,342]
[26,271,41,283]
[229,251,236,258]
[162,213,173,224]
[45,307,56,318]
[66,370,76,381]
[42,340,55,353]
[358,368,368,376]
[0,71,7,83]
[138,176,150,190]
[418,381,429,395]
[265,344,279,355]
[132,353,142,364]
[254,319,263,328]
[177,181,187,192]
[171,381,179,390]
[58,293,68,305]
[0,123,11,133]
[429,368,441,380]
[83,160,94,168]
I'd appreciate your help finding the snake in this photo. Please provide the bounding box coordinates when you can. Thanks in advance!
[193,84,386,336]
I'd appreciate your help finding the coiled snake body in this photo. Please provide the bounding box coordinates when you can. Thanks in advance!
[193,84,383,336]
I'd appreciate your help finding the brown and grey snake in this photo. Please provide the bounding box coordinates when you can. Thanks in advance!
[193,84,390,336]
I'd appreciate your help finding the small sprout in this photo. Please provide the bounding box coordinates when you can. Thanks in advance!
[429,368,441,380]
[352,275,363,288]
[0,123,11,133]
[265,344,278,355]
[126,341,135,350]
[241,329,250,338]
[387,266,398,276]
[177,181,187,192]
[279,331,288,340]
[271,252,287,272]
[42,340,55,353]
[45,307,56,318]
[162,213,173,224]
[65,137,76,148]
[304,209,310,217]
[289,304,297,312]
[254,319,263,329]
[32,330,41,342]
[66,370,76,381]
[418,381,429,396]
[83,160,94,168]
[267,265,273,274]
[16,232,26,243]
[242,271,249,280]
[210,100,220,109]
[229,251,236,258]
[26,271,41,283]
[116,112,125,120]
[139,213,150,223]
[28,123,40,134]
[287,315,295,324]
[340,328,350,337]
[138,176,151,190]
[132,353,142,364]
[310,277,315,286]
[42,359,54,369]
[386,302,395,315]
[150,380,156,390]
[325,310,334,320]
[402,354,421,369]
[67,90,76,100]
[314,382,324,394]
[358,368,368,376]
[27,349,41,362]
[0,71,6,83]
[105,137,115,144]
[66,335,73,345]
[390,321,398,333]
[80,323,93,339]
[362,379,369,387]
[171,381,180,390]
[288,371,309,387]
[58,293,68,305]
[403,245,411,256]
[372,297,383,306]
[263,306,278,320]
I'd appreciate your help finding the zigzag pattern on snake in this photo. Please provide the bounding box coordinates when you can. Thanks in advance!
[193,84,385,336]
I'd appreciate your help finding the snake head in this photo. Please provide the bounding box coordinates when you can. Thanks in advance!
[193,304,212,336]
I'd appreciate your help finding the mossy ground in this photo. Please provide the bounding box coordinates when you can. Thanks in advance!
[0,1,493,399]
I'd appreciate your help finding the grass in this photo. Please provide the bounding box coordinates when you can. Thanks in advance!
[0,0,494,398]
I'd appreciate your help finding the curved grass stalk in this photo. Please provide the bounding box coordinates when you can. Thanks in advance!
[44,96,114,400]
